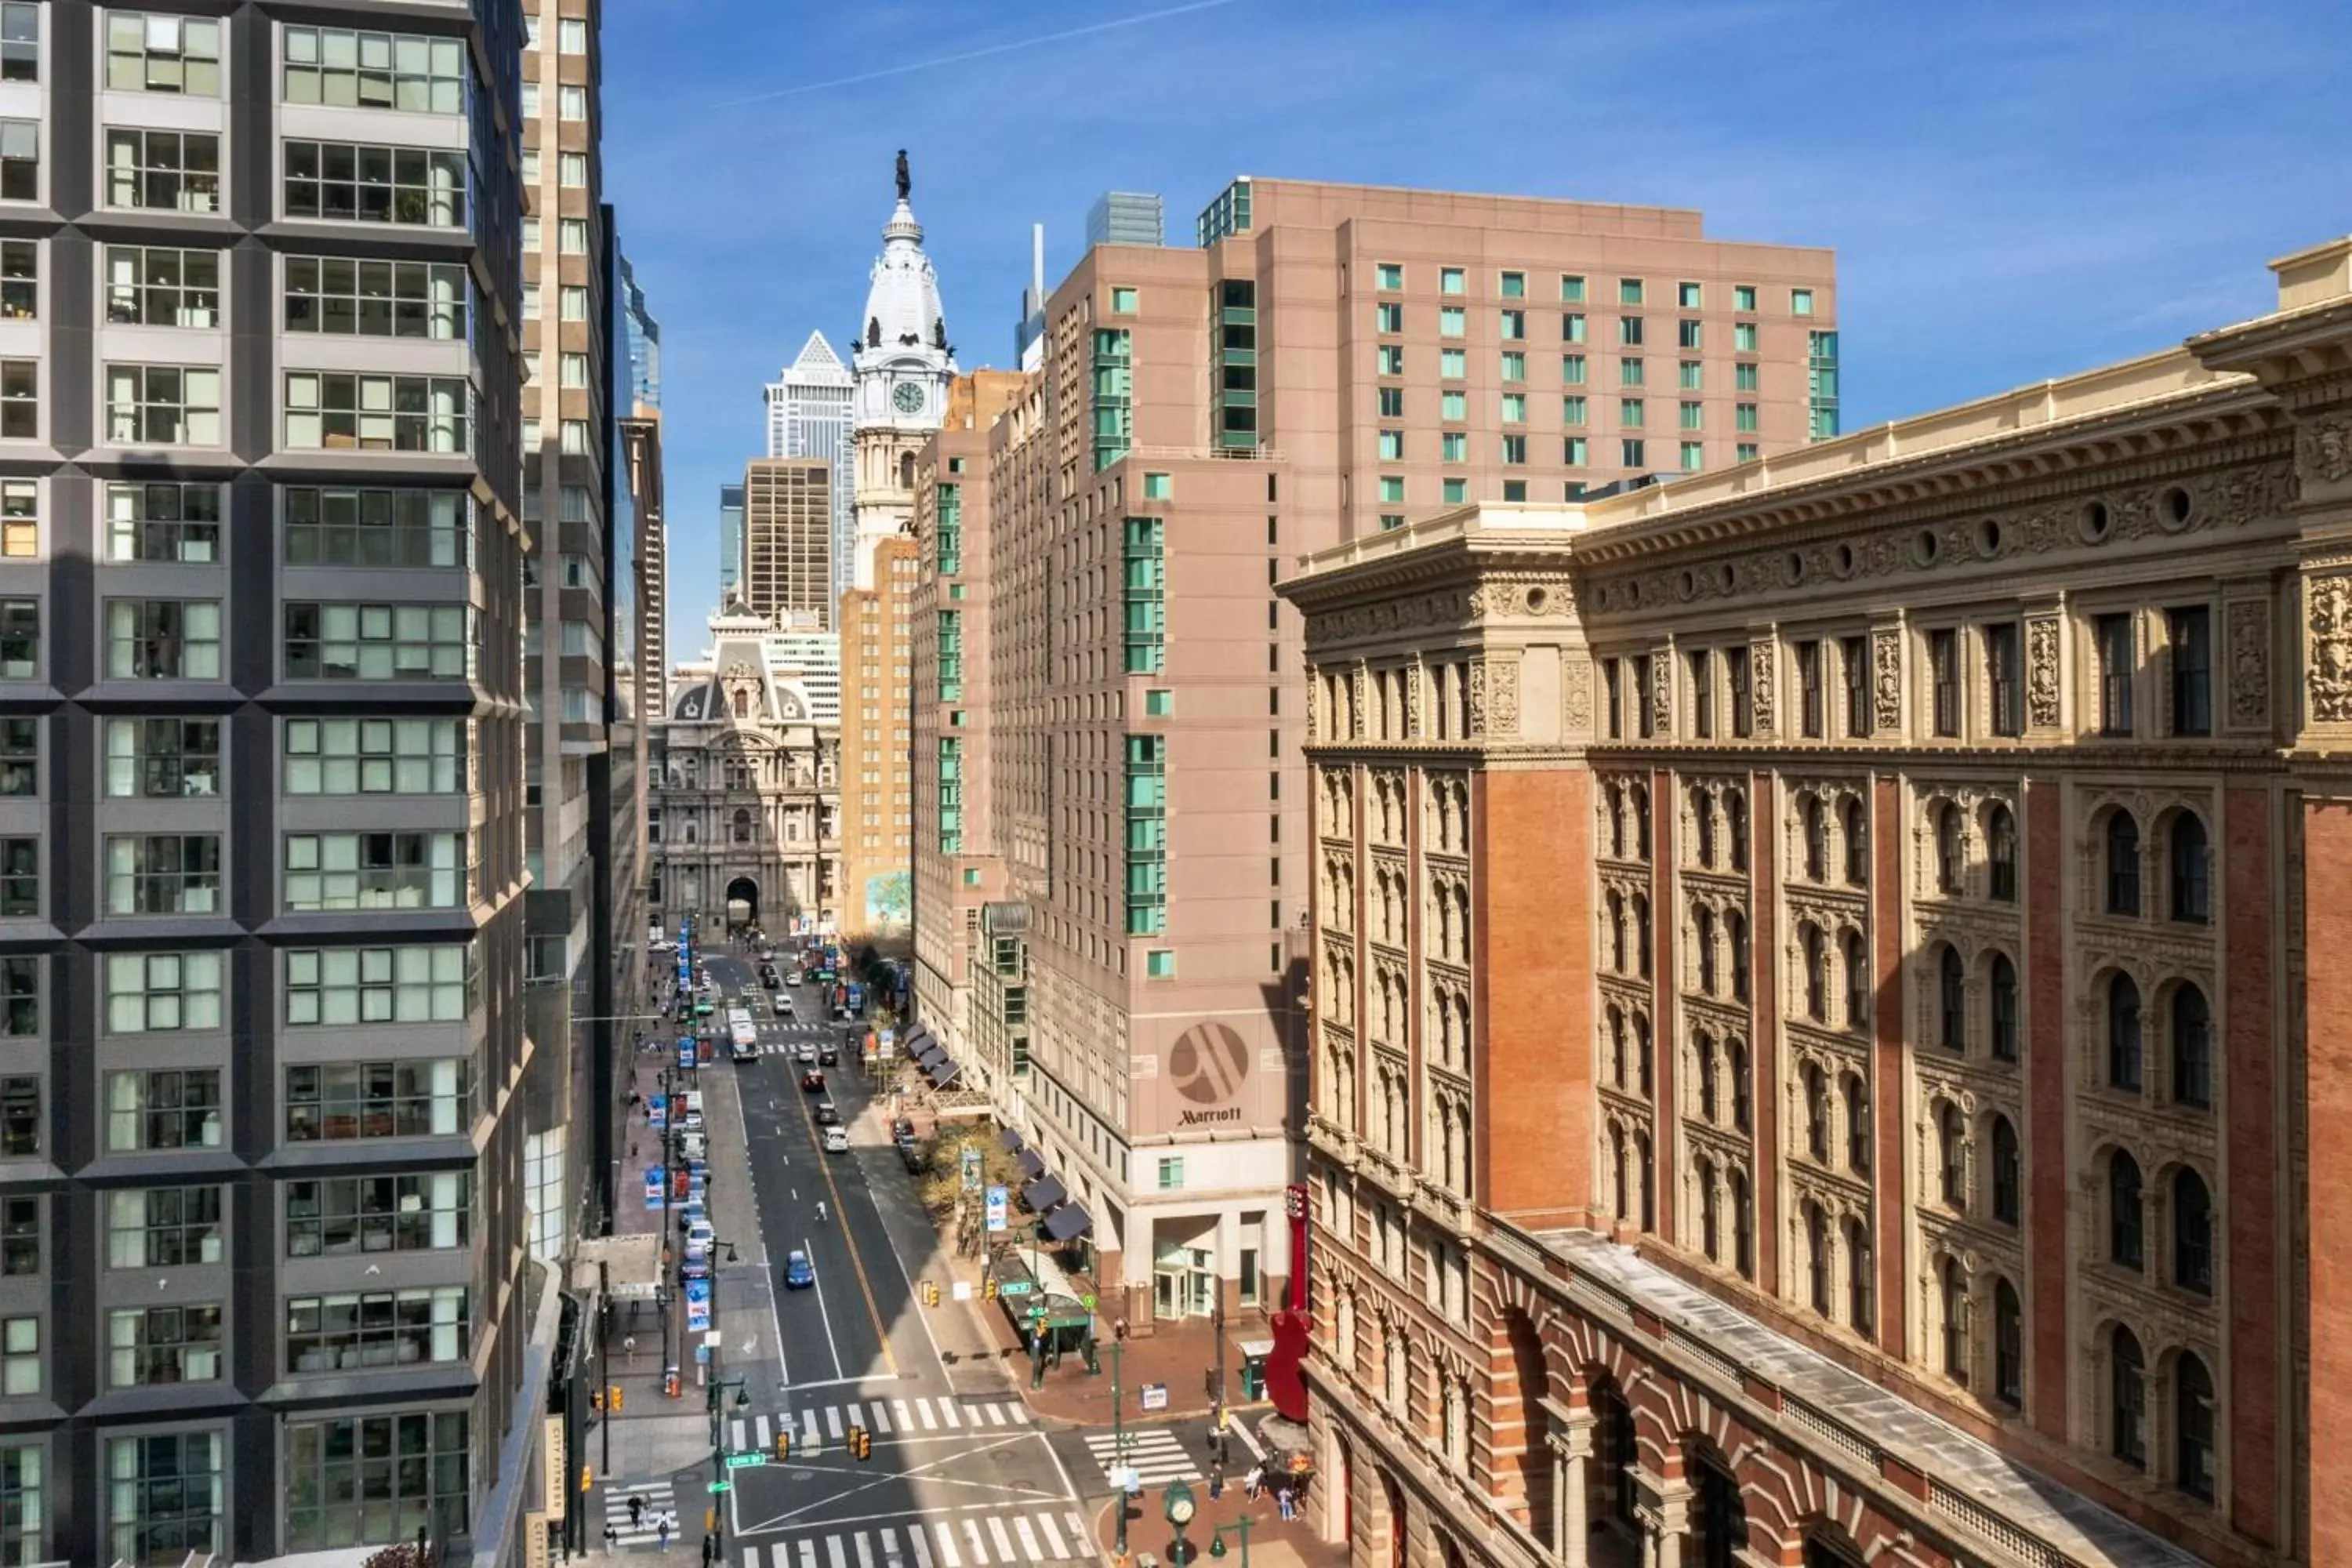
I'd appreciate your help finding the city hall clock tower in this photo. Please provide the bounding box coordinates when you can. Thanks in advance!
[849,150,956,591]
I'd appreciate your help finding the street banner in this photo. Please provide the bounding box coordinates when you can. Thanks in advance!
[643,1169,664,1210]
[677,1036,696,1071]
[985,1185,1007,1232]
[961,1148,982,1193]
[648,1095,667,1132]
[685,1276,712,1332]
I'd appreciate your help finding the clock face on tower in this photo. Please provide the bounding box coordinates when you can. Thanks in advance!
[893,382,924,415]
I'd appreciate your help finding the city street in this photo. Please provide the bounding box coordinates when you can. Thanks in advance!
[645,949,1091,1568]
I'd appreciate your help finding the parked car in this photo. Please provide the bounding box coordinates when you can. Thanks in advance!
[784,1250,815,1289]
[800,1071,826,1094]
[898,1144,927,1174]
[684,1219,715,1260]
[823,1125,850,1153]
[818,1042,839,1066]
[890,1116,916,1142]
[814,1102,841,1127]
[785,969,804,986]
[795,1044,818,1066]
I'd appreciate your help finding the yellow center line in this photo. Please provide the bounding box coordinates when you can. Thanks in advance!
[794,1062,898,1377]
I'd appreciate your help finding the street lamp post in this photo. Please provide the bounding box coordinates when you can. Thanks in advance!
[1110,1340,1129,1557]
[703,1367,750,1559]
[1207,1515,1253,1568]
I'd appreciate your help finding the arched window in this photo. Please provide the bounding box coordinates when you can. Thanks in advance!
[1940,1258,1968,1381]
[1936,802,1964,893]
[1727,910,1749,1001]
[731,688,748,718]
[1844,1074,1871,1173]
[2176,1352,2216,1501]
[2109,1150,2143,1269]
[1842,929,1869,1029]
[2172,1167,2212,1295]
[682,819,697,844]
[1694,906,1718,994]
[1846,1217,1873,1336]
[731,807,753,844]
[1986,804,2018,902]
[1803,1065,1829,1161]
[1842,796,1869,886]
[1802,924,1827,1021]
[1610,788,1627,858]
[1695,1034,1719,1123]
[1607,891,1626,974]
[1606,1007,1627,1088]
[1730,1168,1753,1278]
[1693,789,1716,869]
[1633,896,1651,978]
[2108,974,2143,1091]
[899,451,916,488]
[2169,813,2209,924]
[1805,1203,1829,1314]
[1938,1102,1966,1209]
[1610,1127,1630,1220]
[1938,944,1965,1051]
[1726,788,1749,872]
[2172,984,2212,1109]
[2111,1327,2147,1467]
[1632,786,1651,861]
[1697,1157,1719,1260]
[1989,953,2020,1062]
[1635,1015,1653,1097]
[1991,1116,2021,1225]
[1635,1131,1654,1230]
[2106,810,2141,915]
[1729,1040,1751,1132]
[1993,1278,2023,1407]
[1802,796,1827,880]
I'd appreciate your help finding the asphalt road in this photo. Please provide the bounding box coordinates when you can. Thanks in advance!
[691,948,1090,1568]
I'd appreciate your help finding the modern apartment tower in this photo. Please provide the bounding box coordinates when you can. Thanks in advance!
[765,331,855,608]
[0,2,541,1563]
[742,456,833,627]
[1278,235,2352,1568]
[1087,190,1165,249]
[906,178,1835,1330]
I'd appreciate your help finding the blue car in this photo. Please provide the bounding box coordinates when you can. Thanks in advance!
[783,1250,815,1290]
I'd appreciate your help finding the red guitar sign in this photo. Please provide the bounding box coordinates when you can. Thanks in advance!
[1265,1182,1312,1422]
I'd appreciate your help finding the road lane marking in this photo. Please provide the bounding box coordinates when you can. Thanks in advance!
[961,1518,986,1565]
[985,1516,1013,1562]
[801,1410,820,1449]
[893,1399,913,1428]
[731,1417,746,1450]
[1036,1512,1067,1559]
[909,1526,935,1568]
[845,1400,866,1431]
[855,1534,876,1568]
[1012,1516,1040,1563]
[795,1062,899,1377]
[797,1544,816,1568]
[916,1399,938,1430]
[804,1232,848,1381]
[932,1522,961,1568]
[869,1400,893,1432]
[938,1399,961,1428]
[826,1536,849,1568]
[826,1406,844,1439]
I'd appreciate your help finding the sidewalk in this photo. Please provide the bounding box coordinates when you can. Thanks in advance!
[1092,1473,1346,1568]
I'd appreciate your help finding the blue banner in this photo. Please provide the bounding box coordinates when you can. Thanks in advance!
[985,1185,1007,1232]
[643,1169,665,1210]
[684,1275,713,1332]
[677,1036,697,1071]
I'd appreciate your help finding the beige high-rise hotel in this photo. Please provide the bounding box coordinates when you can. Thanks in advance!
[742,456,833,627]
[908,178,1837,1326]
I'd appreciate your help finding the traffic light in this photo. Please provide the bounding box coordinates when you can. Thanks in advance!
[591,1388,604,1411]
[775,1431,792,1462]
[849,1425,871,1461]
[920,1279,939,1307]
[579,1463,593,1494]
[609,1384,623,1413]
[983,1277,999,1301]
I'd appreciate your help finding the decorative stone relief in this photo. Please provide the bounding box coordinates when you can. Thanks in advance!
[1563,652,1593,733]
[1871,627,1902,732]
[2227,597,2270,731]
[1404,664,1421,739]
[1350,666,1368,739]
[1650,649,1672,737]
[2310,572,2352,724]
[2299,419,2352,485]
[1488,659,1521,738]
[1304,673,1319,739]
[2026,617,2061,730]
[1307,591,1469,647]
[1751,640,1776,736]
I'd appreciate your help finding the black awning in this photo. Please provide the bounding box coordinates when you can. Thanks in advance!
[902,1025,933,1052]
[1042,1204,1093,1242]
[997,1129,1025,1154]
[1015,1149,1046,1179]
[1021,1175,1066,1212]
[928,1061,961,1088]
[916,1043,949,1067]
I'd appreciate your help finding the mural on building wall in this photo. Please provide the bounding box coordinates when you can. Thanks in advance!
[864,869,911,930]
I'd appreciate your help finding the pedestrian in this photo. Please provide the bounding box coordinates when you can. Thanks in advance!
[604,1523,619,1552]
[627,1494,645,1529]
[1276,1483,1295,1521]
[658,1512,673,1550]
[1208,1457,1224,1499]
[1243,1463,1263,1501]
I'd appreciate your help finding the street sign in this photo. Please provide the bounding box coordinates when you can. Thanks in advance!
[708,1480,732,1494]
[1140,1383,1168,1411]
[724,1453,768,1469]
[997,1279,1033,1296]
[985,1185,1007,1233]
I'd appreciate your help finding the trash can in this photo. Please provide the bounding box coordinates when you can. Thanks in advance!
[1241,1359,1266,1400]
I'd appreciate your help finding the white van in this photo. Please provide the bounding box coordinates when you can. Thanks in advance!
[822,1125,849,1154]
[676,1131,707,1162]
[679,1091,706,1132]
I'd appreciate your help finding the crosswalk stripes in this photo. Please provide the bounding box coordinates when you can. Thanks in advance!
[739,1510,1091,1568]
[599,1476,679,1549]
[731,1396,1028,1454]
[1080,1425,1202,1486]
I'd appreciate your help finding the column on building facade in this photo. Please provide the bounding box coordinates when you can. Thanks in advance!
[1546,1409,1595,1568]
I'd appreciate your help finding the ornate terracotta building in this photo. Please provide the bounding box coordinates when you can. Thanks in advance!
[1278,235,2352,1568]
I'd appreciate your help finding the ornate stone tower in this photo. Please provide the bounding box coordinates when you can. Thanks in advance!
[849,150,956,591]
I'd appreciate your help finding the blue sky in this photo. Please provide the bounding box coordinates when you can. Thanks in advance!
[603,0,2352,667]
